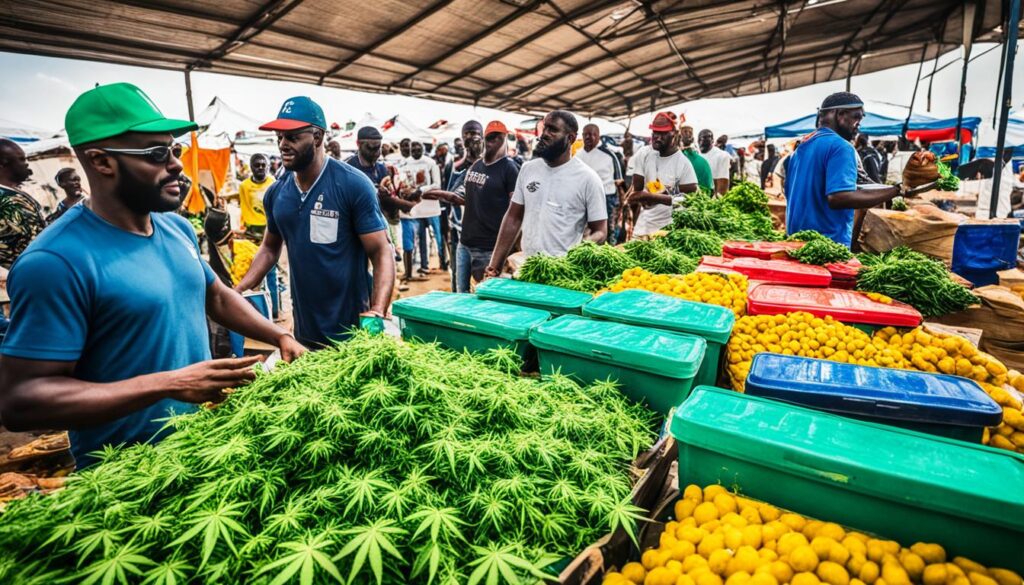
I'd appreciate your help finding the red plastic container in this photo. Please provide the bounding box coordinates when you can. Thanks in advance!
[698,256,832,288]
[825,258,863,290]
[722,240,805,260]
[746,284,923,327]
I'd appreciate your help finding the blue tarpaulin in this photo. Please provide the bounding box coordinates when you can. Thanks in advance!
[764,112,981,139]
[977,118,1024,158]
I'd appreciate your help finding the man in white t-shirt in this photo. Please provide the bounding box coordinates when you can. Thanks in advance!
[699,129,732,194]
[628,111,698,237]
[576,124,624,243]
[399,141,443,277]
[485,111,607,276]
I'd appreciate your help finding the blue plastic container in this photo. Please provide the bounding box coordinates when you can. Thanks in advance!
[951,222,1021,286]
[744,353,1003,442]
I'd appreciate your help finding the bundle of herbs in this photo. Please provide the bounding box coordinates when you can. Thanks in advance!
[788,238,853,265]
[856,246,978,318]
[669,182,783,241]
[622,239,697,275]
[660,228,723,258]
[0,334,656,585]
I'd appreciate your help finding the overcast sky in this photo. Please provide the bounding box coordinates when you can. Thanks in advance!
[0,41,1020,142]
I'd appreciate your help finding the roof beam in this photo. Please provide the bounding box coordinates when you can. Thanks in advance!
[824,0,900,81]
[389,0,545,88]
[319,0,458,82]
[193,0,307,67]
[490,2,774,107]
[429,0,622,93]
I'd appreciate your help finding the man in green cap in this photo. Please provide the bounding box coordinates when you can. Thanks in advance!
[0,83,306,468]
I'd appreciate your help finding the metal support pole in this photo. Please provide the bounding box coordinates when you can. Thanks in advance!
[953,1,978,162]
[990,0,1021,218]
[184,68,196,122]
[903,45,929,136]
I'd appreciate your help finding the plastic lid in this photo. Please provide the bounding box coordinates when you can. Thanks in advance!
[671,386,1024,531]
[392,292,551,340]
[529,315,707,379]
[582,289,735,344]
[700,256,832,287]
[746,353,1003,427]
[825,257,863,280]
[747,283,922,327]
[475,278,592,311]
[722,241,805,260]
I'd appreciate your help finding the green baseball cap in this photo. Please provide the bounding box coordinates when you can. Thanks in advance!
[65,83,198,146]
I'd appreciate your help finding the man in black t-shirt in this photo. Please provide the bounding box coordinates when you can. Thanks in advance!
[426,121,518,292]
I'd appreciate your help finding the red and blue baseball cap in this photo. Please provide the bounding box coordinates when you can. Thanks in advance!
[259,96,326,131]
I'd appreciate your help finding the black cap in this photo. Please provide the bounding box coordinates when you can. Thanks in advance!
[819,92,864,111]
[462,120,483,134]
[357,126,383,140]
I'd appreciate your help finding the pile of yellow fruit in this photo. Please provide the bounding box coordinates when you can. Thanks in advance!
[727,315,1024,453]
[609,269,749,317]
[726,313,912,391]
[230,239,259,285]
[871,327,1024,453]
[603,484,1021,585]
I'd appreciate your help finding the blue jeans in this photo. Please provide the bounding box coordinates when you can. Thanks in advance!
[605,193,620,245]
[400,218,418,252]
[417,216,444,271]
[456,243,493,293]
[267,265,280,319]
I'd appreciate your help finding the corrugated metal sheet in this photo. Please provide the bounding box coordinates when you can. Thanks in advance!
[0,0,1009,117]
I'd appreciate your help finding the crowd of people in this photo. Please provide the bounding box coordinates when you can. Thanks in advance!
[0,80,1015,467]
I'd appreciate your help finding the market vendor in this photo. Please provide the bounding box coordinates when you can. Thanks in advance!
[235,97,395,345]
[785,92,901,247]
[484,110,606,277]
[0,83,306,468]
[628,111,698,237]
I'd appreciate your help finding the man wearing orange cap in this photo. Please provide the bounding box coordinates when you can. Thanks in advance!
[628,111,698,237]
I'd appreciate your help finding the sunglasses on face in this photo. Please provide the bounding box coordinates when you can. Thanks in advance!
[98,144,183,164]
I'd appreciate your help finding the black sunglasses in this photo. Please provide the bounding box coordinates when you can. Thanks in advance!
[98,144,183,164]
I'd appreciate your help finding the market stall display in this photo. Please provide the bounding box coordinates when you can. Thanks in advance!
[670,185,782,243]
[856,248,978,318]
[392,292,551,361]
[530,315,707,414]
[605,481,1024,585]
[745,353,1002,441]
[230,239,258,284]
[607,269,749,317]
[582,290,735,389]
[0,334,658,583]
[670,387,1024,573]
[722,240,804,260]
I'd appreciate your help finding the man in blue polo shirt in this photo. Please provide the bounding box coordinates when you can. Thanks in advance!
[236,98,395,346]
[785,92,902,247]
[0,83,305,468]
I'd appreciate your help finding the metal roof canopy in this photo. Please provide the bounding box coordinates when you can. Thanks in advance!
[0,0,1009,119]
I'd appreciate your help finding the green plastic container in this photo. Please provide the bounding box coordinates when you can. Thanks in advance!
[475,278,592,315]
[392,292,551,360]
[529,315,706,413]
[582,289,734,388]
[671,386,1024,571]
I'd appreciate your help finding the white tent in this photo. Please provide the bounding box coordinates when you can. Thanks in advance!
[0,118,52,143]
[192,97,274,150]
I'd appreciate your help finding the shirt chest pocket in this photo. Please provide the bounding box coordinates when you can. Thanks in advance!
[310,214,338,244]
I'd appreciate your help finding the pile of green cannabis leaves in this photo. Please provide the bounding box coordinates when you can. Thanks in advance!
[0,333,656,585]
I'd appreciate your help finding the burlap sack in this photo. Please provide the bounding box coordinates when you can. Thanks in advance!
[902,151,940,189]
[857,204,966,263]
[933,285,1024,371]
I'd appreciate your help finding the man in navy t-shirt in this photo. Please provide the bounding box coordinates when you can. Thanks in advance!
[0,83,305,468]
[236,98,395,346]
[785,92,902,247]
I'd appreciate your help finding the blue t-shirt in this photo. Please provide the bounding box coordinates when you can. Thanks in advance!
[1,206,215,467]
[264,158,387,347]
[785,127,859,247]
[344,155,389,185]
